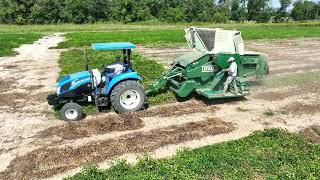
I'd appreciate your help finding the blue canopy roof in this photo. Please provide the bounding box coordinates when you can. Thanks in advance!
[92,42,137,50]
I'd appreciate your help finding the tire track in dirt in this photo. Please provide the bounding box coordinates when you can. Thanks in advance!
[0,118,234,180]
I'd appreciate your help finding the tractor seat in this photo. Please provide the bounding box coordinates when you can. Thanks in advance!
[107,63,125,76]
[92,69,102,87]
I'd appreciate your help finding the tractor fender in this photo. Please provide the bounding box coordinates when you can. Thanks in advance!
[105,72,142,95]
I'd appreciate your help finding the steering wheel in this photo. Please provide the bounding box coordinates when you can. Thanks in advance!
[102,64,108,72]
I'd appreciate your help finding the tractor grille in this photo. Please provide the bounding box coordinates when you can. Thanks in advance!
[196,29,215,51]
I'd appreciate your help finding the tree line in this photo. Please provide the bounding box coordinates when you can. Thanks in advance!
[0,0,319,24]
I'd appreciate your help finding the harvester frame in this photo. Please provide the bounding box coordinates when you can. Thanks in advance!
[147,27,269,99]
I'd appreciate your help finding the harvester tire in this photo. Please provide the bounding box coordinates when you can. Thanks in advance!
[60,102,83,121]
[110,80,146,113]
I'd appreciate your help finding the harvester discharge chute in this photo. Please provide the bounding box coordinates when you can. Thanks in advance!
[147,27,269,99]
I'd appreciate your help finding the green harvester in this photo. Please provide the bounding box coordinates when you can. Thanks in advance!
[147,27,269,99]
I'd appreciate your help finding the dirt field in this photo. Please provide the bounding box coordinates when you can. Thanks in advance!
[0,37,320,179]
[138,38,320,76]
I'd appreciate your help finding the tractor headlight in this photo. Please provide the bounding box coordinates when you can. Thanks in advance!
[57,86,61,95]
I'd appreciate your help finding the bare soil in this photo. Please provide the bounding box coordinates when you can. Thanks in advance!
[36,101,217,141]
[1,37,320,179]
[283,102,320,116]
[299,125,320,144]
[254,82,320,101]
[247,38,320,76]
[37,113,143,140]
[138,38,320,76]
[0,118,234,180]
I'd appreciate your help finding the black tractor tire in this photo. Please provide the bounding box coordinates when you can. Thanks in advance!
[110,80,146,113]
[60,102,83,121]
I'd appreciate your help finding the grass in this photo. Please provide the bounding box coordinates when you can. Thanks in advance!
[66,128,320,179]
[1,22,319,56]
[59,50,176,112]
[0,21,319,33]
[0,33,43,56]
[57,23,320,48]
[57,30,185,49]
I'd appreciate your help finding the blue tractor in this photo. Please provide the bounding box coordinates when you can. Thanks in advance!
[47,42,147,121]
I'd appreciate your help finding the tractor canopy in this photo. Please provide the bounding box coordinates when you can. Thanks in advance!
[92,42,137,50]
[91,42,137,65]
[185,27,244,55]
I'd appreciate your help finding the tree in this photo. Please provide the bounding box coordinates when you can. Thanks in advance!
[291,0,318,21]
[163,7,185,22]
[280,0,292,12]
[274,0,292,22]
[247,0,271,22]
[30,0,64,24]
[1,0,319,24]
[212,12,228,23]
[230,0,246,21]
[0,0,37,24]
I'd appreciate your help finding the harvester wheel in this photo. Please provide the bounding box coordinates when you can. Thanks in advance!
[60,102,83,121]
[110,80,146,113]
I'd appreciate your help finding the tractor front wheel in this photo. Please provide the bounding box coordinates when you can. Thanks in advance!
[110,80,146,113]
[60,102,83,121]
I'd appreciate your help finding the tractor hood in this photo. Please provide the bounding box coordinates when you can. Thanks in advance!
[58,71,91,86]
[185,27,243,55]
[57,71,91,94]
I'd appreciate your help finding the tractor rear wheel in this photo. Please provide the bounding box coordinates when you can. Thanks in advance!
[110,80,146,113]
[60,102,83,121]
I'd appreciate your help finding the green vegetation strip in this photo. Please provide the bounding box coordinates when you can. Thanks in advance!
[1,22,319,33]
[59,26,320,48]
[67,129,320,179]
[57,30,185,48]
[57,24,320,48]
[59,50,175,108]
[0,33,43,57]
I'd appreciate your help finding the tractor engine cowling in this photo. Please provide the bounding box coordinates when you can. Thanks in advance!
[57,71,93,98]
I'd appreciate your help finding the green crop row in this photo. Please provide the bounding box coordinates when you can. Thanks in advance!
[1,22,319,57]
[1,22,319,33]
[66,128,320,180]
[57,25,320,49]
[0,33,43,57]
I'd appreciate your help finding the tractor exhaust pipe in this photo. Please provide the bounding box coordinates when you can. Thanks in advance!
[83,49,89,71]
